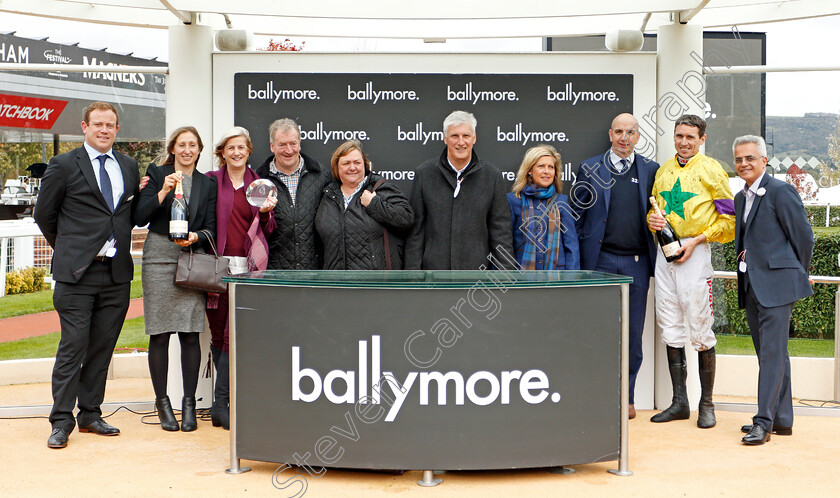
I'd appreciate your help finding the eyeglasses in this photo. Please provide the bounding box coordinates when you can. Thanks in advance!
[734,155,764,164]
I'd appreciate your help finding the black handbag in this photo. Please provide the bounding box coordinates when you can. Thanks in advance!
[174,229,230,293]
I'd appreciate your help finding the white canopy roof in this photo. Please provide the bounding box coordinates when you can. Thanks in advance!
[2,0,838,39]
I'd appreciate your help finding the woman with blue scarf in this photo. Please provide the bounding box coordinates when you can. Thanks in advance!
[507,145,580,270]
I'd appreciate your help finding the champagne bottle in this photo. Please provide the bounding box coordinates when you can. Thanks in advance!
[649,196,681,262]
[169,177,189,241]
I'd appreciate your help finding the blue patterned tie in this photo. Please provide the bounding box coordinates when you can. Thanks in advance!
[97,154,114,212]
[621,159,629,172]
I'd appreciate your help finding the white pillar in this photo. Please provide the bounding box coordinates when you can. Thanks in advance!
[167,23,215,174]
[13,236,34,269]
[654,22,706,411]
[166,23,215,410]
[0,237,7,297]
[635,280,656,411]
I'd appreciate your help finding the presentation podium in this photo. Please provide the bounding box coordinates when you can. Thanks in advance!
[224,270,632,480]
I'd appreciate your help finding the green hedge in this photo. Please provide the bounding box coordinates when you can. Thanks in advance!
[804,205,840,228]
[711,228,840,339]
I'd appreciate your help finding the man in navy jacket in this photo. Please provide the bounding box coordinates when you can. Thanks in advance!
[573,113,659,418]
[35,102,140,448]
[733,135,813,445]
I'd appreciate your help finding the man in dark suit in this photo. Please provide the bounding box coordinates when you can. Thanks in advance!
[574,113,659,419]
[733,135,813,445]
[35,102,140,449]
[405,110,515,270]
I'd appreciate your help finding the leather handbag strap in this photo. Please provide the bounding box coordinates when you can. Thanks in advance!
[372,179,391,270]
[196,229,225,272]
[196,228,219,257]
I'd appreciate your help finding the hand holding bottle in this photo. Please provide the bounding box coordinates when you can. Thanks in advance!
[648,203,667,231]
[649,196,681,263]
[173,232,198,247]
[158,172,183,204]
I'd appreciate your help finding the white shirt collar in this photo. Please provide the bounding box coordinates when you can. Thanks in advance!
[83,142,114,162]
[270,154,305,176]
[447,157,468,178]
[744,172,767,196]
[609,150,635,170]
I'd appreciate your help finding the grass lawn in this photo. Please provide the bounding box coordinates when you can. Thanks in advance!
[0,265,142,319]
[716,334,835,358]
[811,226,840,236]
[0,316,148,361]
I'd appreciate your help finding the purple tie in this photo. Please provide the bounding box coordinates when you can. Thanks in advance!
[97,154,114,212]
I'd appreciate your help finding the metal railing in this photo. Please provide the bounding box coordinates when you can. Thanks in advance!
[714,270,840,402]
[0,219,146,297]
[802,202,840,228]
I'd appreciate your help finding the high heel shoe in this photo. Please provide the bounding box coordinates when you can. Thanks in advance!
[181,396,197,432]
[155,396,179,432]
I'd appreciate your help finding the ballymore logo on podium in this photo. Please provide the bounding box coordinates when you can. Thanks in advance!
[292,335,562,422]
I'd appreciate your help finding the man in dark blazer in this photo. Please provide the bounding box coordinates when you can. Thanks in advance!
[405,110,515,270]
[35,102,140,449]
[573,113,659,419]
[733,135,813,445]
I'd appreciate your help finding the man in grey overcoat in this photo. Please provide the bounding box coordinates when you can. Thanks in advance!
[733,135,814,445]
[405,110,515,270]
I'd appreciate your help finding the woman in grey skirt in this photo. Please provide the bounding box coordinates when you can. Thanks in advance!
[135,126,217,432]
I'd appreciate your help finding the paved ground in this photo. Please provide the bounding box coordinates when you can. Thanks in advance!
[1,377,839,497]
[0,298,144,343]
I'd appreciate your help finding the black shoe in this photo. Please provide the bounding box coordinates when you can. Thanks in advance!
[211,350,230,430]
[156,396,180,432]
[79,419,120,436]
[47,428,68,448]
[181,396,197,432]
[740,424,792,436]
[211,405,230,430]
[742,424,771,445]
[651,346,690,423]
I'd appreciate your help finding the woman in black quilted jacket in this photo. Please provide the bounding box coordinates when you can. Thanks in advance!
[315,140,413,270]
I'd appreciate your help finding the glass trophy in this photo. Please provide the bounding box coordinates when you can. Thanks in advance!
[245,179,278,207]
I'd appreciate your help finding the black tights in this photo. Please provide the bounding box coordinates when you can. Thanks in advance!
[148,332,201,399]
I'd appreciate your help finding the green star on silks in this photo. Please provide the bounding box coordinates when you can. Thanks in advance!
[659,178,697,219]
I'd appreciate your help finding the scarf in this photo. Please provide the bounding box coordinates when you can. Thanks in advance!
[206,166,272,309]
[519,185,563,270]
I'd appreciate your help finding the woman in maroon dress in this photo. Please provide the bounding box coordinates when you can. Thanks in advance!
[205,126,277,429]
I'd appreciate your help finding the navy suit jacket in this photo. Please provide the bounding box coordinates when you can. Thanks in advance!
[735,174,814,309]
[35,146,140,284]
[573,151,659,272]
